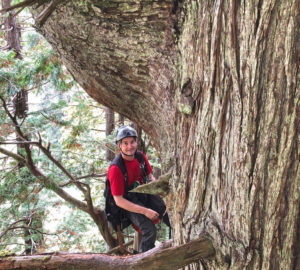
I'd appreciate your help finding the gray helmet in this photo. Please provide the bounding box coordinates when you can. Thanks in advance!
[115,125,137,144]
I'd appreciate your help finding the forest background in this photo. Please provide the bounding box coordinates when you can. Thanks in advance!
[0,4,166,255]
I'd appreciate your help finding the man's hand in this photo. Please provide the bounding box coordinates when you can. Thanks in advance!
[148,173,156,182]
[144,208,159,221]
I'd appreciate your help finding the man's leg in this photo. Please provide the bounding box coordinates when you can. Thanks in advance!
[127,211,156,252]
[146,195,171,227]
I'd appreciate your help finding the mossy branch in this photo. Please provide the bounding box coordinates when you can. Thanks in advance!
[130,170,172,197]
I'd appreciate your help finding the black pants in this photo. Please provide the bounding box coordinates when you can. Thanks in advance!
[125,194,168,252]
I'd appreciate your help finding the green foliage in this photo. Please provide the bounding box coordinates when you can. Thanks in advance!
[0,11,109,255]
[0,45,71,98]
[146,145,161,170]
[52,207,107,252]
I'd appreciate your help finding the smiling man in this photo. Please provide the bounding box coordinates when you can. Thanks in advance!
[107,125,168,253]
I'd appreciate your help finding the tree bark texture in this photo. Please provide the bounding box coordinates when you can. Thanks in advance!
[29,1,299,269]
[105,107,115,161]
[1,0,22,58]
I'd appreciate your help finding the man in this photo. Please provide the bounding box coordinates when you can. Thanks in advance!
[107,125,167,252]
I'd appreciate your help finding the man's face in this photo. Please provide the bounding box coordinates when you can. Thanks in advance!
[118,137,137,156]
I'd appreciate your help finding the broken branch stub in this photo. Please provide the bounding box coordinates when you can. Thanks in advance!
[130,170,172,197]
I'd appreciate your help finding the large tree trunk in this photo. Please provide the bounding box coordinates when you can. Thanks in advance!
[105,107,115,161]
[27,1,299,269]
[1,0,22,58]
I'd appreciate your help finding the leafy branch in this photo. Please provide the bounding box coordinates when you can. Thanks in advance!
[0,0,68,27]
[0,94,117,248]
[60,173,106,187]
[0,211,37,240]
[0,94,89,212]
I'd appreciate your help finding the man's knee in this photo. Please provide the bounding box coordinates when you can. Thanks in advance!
[140,220,156,238]
[127,212,157,252]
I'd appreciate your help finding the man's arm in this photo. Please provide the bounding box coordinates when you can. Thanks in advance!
[113,195,159,221]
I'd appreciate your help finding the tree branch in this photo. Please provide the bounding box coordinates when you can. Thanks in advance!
[0,211,36,239]
[76,173,107,179]
[59,173,106,187]
[37,142,97,215]
[0,140,40,145]
[0,146,26,165]
[1,226,57,237]
[130,169,172,197]
[0,45,10,50]
[0,139,93,203]
[59,180,87,188]
[0,146,88,213]
[0,95,90,210]
[0,0,38,13]
[106,240,134,255]
[0,0,67,27]
[36,141,88,193]
[35,0,67,27]
[0,238,215,270]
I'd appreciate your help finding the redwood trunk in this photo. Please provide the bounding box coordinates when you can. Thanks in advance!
[27,1,299,269]
[105,107,115,161]
[1,0,22,58]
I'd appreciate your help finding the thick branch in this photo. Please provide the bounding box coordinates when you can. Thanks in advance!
[0,0,38,12]
[0,146,26,164]
[0,0,67,27]
[0,238,215,270]
[36,0,67,27]
[0,146,87,212]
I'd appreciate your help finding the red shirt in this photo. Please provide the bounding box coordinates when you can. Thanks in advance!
[107,152,152,196]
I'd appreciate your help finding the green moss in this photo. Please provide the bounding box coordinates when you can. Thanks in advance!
[177,103,192,115]
[32,255,51,262]
[119,3,139,12]
[43,256,51,262]
[0,250,14,257]
[91,0,118,9]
